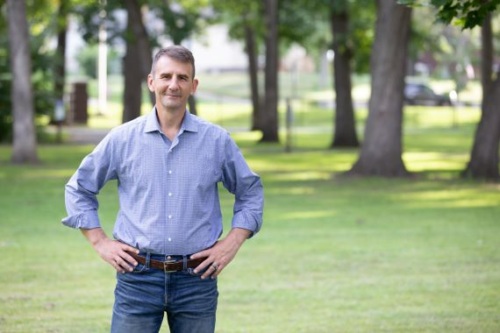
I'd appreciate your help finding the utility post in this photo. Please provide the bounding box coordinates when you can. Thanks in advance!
[285,98,293,153]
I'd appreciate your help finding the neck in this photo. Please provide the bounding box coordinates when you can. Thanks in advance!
[156,106,185,141]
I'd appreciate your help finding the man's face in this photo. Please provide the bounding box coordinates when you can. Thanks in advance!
[148,56,198,112]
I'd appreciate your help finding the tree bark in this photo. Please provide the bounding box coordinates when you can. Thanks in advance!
[188,95,197,115]
[7,0,39,164]
[53,0,68,123]
[162,0,197,115]
[244,20,261,131]
[330,6,359,148]
[124,0,154,115]
[462,14,500,180]
[260,0,279,142]
[122,4,143,123]
[348,0,411,177]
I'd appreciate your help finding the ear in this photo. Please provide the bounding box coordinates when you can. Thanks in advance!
[147,74,155,92]
[191,78,199,94]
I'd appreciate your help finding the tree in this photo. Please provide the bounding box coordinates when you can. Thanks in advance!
[53,0,69,124]
[148,0,214,116]
[261,0,279,142]
[211,0,264,130]
[432,0,500,180]
[404,0,500,179]
[348,0,412,177]
[77,0,213,121]
[244,14,262,131]
[277,0,374,149]
[122,0,147,123]
[462,13,500,180]
[6,0,39,163]
[329,0,359,148]
[1,0,57,143]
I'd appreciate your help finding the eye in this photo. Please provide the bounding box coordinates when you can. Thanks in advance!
[159,74,172,80]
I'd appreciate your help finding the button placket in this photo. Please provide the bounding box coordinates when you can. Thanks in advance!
[165,150,174,246]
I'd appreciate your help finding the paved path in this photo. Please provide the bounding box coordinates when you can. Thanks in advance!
[63,126,111,145]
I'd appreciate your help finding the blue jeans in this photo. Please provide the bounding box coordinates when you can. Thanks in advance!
[110,253,218,333]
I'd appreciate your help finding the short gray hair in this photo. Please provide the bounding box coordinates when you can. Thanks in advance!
[151,45,196,78]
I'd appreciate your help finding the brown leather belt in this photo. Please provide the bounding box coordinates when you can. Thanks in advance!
[129,252,206,272]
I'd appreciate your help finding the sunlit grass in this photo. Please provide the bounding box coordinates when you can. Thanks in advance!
[0,78,498,332]
[0,137,499,331]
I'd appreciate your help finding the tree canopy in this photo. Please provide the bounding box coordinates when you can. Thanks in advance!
[401,0,500,28]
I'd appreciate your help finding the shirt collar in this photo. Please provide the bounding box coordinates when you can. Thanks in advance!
[144,107,199,134]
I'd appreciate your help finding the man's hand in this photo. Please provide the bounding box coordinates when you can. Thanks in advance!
[81,228,139,273]
[191,228,251,279]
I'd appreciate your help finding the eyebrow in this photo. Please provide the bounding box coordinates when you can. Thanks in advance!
[157,72,191,79]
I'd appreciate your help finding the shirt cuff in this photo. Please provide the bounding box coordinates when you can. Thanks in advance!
[231,211,261,238]
[61,210,101,229]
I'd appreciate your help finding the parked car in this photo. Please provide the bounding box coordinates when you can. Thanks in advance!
[404,82,452,106]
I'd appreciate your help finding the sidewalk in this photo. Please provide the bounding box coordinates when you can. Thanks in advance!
[62,126,111,145]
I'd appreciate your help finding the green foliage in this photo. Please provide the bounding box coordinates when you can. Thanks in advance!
[401,0,500,29]
[0,1,55,142]
[75,44,121,79]
[431,0,500,28]
[75,0,215,62]
[73,1,131,46]
[147,0,214,45]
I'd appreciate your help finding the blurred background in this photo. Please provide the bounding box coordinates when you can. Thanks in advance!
[2,0,498,179]
[1,1,499,332]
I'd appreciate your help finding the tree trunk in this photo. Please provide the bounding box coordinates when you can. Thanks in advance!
[122,12,143,123]
[244,21,261,131]
[124,0,154,112]
[53,0,68,123]
[330,6,359,148]
[348,0,411,177]
[161,0,197,115]
[7,0,39,164]
[462,14,500,180]
[260,0,279,142]
[188,95,197,115]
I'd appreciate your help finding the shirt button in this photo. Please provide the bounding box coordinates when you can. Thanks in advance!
[168,192,172,196]
[168,215,172,219]
[168,238,172,242]
[168,170,172,174]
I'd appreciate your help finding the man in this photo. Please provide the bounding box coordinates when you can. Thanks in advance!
[62,45,264,333]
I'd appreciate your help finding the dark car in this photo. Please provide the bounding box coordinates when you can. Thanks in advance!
[404,83,452,106]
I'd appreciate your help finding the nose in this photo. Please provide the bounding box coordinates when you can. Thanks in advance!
[168,77,180,91]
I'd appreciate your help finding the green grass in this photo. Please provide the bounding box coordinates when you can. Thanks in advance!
[1,101,499,332]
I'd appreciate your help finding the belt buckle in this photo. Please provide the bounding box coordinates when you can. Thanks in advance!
[163,258,177,273]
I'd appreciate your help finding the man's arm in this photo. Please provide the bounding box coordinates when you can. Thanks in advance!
[81,228,139,273]
[191,227,252,279]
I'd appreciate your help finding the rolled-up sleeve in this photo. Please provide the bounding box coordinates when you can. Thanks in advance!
[221,135,264,237]
[61,134,117,229]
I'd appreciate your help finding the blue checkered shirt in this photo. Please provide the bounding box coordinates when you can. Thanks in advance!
[62,109,264,255]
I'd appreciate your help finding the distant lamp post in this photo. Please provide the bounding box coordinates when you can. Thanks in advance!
[449,89,458,128]
[54,99,65,143]
[285,97,293,153]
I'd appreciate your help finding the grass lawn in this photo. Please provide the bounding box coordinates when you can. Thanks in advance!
[1,99,499,332]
